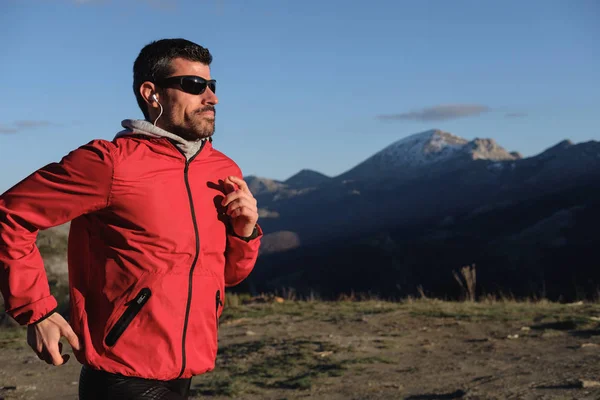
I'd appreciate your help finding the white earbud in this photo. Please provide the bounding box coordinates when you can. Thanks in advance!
[152,93,163,126]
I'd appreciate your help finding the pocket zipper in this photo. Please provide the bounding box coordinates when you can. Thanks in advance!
[105,288,152,347]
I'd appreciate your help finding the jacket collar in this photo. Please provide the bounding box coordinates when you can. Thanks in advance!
[116,119,212,160]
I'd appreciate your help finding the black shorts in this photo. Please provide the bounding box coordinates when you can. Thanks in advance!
[78,365,192,400]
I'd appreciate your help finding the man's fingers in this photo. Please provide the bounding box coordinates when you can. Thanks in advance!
[224,198,255,217]
[232,207,246,218]
[45,341,71,365]
[222,190,256,207]
[62,326,81,351]
[223,178,236,194]
[222,182,256,203]
[47,342,65,366]
[26,313,76,366]
[221,190,240,206]
[230,206,257,219]
[226,199,257,215]
[227,176,251,193]
[38,347,54,364]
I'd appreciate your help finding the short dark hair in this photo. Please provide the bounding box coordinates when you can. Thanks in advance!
[133,38,213,119]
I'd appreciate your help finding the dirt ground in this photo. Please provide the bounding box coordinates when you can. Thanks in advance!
[1,299,600,400]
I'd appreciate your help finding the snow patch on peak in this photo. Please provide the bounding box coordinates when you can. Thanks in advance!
[374,129,468,168]
[468,138,520,161]
[423,131,468,154]
[338,129,519,181]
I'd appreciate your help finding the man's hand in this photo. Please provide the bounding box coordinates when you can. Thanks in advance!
[222,175,259,237]
[27,312,81,366]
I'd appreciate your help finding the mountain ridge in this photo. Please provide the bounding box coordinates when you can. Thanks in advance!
[249,129,599,253]
[249,129,542,186]
[284,169,331,188]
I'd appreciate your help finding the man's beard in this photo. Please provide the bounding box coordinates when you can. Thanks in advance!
[163,106,216,141]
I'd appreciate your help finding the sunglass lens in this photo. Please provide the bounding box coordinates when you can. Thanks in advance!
[208,81,216,94]
[181,77,207,95]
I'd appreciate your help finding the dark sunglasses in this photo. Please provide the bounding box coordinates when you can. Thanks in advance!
[155,75,216,95]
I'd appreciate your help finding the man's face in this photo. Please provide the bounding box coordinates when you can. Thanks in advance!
[156,58,219,140]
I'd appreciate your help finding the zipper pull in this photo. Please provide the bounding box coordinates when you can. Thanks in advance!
[216,290,223,308]
[125,288,151,307]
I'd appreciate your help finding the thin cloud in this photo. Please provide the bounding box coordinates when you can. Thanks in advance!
[0,126,18,134]
[14,120,54,128]
[0,120,57,134]
[377,104,491,122]
[505,112,528,118]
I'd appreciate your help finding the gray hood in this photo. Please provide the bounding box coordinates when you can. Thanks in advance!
[116,119,209,160]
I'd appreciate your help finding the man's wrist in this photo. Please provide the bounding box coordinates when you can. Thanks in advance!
[29,308,57,325]
[232,225,259,242]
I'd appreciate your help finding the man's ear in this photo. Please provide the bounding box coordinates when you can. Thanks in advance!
[140,82,158,106]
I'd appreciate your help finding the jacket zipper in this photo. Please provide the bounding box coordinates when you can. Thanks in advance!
[215,290,223,332]
[105,288,152,347]
[176,142,205,379]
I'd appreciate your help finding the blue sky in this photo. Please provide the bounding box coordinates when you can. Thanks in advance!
[0,0,598,192]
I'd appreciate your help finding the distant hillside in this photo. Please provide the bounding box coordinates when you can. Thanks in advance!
[245,176,286,196]
[284,169,331,189]
[252,130,600,246]
[245,180,600,301]
[239,129,600,300]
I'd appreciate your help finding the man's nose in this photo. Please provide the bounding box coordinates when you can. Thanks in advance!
[202,87,218,105]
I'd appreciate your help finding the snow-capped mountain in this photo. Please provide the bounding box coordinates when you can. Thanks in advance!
[247,130,600,301]
[365,129,469,167]
[248,128,599,252]
[338,129,519,181]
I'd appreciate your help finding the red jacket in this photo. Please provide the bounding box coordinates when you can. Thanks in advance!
[0,128,262,380]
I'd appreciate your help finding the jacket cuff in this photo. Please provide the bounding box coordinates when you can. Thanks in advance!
[30,307,58,325]
[7,295,58,326]
[230,224,262,242]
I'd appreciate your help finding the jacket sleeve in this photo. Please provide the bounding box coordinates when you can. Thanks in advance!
[0,140,115,325]
[224,224,263,287]
[223,168,263,287]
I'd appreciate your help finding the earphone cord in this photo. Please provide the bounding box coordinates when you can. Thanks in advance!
[153,101,164,126]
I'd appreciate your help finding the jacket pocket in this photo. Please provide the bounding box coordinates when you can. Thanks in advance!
[215,289,223,332]
[105,288,152,347]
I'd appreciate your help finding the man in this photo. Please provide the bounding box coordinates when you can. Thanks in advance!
[0,38,262,399]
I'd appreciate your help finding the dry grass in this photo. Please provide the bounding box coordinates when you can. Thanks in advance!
[452,264,477,302]
[184,295,600,399]
[2,295,600,399]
